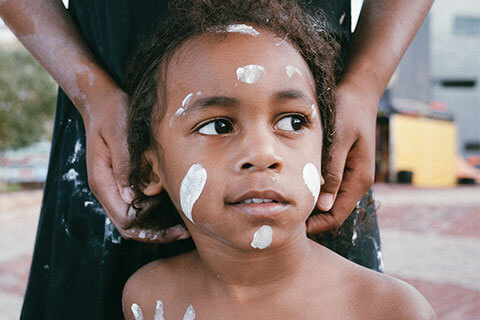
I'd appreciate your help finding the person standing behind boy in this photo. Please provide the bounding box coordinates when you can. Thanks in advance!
[0,0,433,319]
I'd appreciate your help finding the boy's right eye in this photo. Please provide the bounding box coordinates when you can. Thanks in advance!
[198,119,234,135]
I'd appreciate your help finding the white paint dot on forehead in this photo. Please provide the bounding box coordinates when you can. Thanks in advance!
[303,163,321,204]
[285,66,303,78]
[236,65,265,84]
[226,24,260,36]
[131,303,144,320]
[183,305,196,320]
[251,225,273,249]
[154,300,165,320]
[180,164,207,223]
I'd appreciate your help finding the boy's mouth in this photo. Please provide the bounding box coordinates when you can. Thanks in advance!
[228,190,290,217]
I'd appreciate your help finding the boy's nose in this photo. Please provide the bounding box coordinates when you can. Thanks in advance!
[234,129,283,173]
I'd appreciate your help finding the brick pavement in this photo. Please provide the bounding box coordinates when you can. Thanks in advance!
[0,185,479,319]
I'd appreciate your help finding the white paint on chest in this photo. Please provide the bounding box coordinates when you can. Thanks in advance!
[236,65,265,84]
[183,304,196,320]
[302,163,321,204]
[285,65,302,78]
[154,300,165,320]
[180,164,207,223]
[251,225,273,249]
[226,24,260,36]
[131,303,143,320]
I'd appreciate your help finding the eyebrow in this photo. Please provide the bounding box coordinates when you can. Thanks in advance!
[185,89,314,114]
[186,96,239,114]
[272,89,314,105]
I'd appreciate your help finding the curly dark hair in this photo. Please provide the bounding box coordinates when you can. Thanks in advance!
[125,0,339,230]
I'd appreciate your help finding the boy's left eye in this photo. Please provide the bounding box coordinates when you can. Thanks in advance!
[275,114,308,131]
[198,119,234,135]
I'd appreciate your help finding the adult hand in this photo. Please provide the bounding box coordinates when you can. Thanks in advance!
[307,81,377,233]
[83,89,190,243]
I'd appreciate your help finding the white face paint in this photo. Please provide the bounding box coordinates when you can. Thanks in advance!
[180,164,208,223]
[251,225,273,249]
[170,92,202,127]
[311,103,317,119]
[183,305,196,320]
[285,65,302,78]
[226,24,260,36]
[302,163,321,205]
[154,300,165,320]
[131,303,144,320]
[182,93,194,108]
[236,65,265,84]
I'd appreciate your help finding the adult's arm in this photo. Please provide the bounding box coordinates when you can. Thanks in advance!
[0,0,188,242]
[307,0,434,233]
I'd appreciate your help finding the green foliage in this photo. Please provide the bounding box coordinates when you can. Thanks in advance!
[0,47,57,151]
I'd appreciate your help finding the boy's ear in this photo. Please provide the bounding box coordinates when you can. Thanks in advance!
[141,148,164,196]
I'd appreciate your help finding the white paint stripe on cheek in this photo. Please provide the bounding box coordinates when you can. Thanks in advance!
[226,24,260,36]
[183,305,196,320]
[303,163,321,204]
[285,65,303,78]
[251,225,273,249]
[131,303,144,320]
[236,65,265,84]
[154,300,165,320]
[180,164,207,223]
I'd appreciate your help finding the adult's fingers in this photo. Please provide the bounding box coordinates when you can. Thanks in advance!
[87,134,136,230]
[307,137,374,234]
[317,140,349,211]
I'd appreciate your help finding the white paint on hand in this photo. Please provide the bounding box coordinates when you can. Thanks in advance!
[285,66,302,78]
[131,303,144,320]
[154,300,165,320]
[251,225,273,249]
[226,24,260,36]
[138,230,147,239]
[236,65,265,84]
[303,163,321,204]
[180,164,207,223]
[183,305,196,320]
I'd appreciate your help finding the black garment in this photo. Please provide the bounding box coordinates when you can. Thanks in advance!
[21,1,381,319]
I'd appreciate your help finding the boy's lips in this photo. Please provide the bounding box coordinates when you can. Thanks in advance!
[228,190,290,217]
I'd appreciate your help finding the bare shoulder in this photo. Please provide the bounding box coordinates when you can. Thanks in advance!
[309,246,436,320]
[353,267,437,320]
[122,250,199,320]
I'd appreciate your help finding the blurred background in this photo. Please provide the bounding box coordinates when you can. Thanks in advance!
[0,0,479,319]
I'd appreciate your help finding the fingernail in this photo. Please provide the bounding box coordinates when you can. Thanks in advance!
[176,232,191,240]
[121,187,135,203]
[318,193,334,210]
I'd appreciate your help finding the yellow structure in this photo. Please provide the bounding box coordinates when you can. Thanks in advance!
[390,114,457,187]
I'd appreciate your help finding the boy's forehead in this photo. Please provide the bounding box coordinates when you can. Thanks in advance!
[165,28,314,91]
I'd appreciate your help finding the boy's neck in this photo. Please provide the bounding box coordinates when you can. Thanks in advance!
[191,229,317,301]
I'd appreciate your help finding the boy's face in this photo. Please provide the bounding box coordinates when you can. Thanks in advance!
[148,28,324,250]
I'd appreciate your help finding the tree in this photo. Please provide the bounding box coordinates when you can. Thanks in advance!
[0,47,57,151]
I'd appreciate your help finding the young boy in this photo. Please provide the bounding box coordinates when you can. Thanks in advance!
[122,1,436,319]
